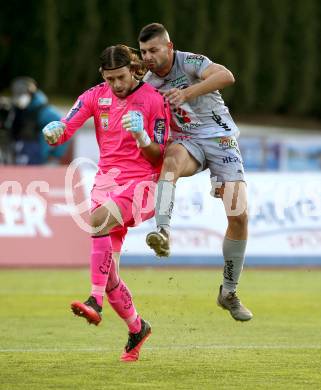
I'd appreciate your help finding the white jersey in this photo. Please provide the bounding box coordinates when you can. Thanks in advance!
[143,50,239,139]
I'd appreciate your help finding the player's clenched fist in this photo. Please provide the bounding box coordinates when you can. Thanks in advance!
[122,111,151,148]
[42,121,66,144]
[121,111,144,133]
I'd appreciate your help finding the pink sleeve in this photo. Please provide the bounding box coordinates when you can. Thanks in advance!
[53,90,93,145]
[146,94,170,154]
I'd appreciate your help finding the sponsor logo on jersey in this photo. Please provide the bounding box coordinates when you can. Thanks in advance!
[211,112,232,131]
[153,119,165,144]
[184,55,205,66]
[222,156,243,164]
[170,75,189,89]
[100,113,109,130]
[173,107,191,125]
[181,122,201,131]
[98,98,112,106]
[173,107,201,132]
[171,134,192,141]
[66,100,82,121]
[217,137,239,152]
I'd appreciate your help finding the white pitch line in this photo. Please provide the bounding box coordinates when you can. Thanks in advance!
[0,345,321,353]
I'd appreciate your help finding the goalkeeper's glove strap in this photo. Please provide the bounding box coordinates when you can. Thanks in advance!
[136,130,152,148]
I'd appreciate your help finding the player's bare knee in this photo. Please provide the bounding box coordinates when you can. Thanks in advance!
[90,214,108,233]
[90,208,113,234]
[163,155,180,175]
[162,154,195,179]
[90,213,102,229]
[222,181,247,216]
[228,211,248,231]
[91,200,123,236]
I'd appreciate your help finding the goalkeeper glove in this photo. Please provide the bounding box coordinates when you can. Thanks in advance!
[121,111,151,148]
[42,121,66,144]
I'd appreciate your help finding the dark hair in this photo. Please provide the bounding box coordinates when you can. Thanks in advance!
[138,23,168,42]
[99,44,146,79]
[11,77,37,96]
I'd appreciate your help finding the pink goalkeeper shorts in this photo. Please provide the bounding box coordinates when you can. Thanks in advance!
[91,172,158,229]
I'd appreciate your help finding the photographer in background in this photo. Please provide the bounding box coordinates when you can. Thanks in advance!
[4,77,69,165]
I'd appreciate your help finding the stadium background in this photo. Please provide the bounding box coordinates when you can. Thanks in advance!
[0,1,320,389]
[1,0,321,266]
[1,0,320,118]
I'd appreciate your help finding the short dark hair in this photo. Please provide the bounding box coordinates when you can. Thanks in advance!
[138,23,167,42]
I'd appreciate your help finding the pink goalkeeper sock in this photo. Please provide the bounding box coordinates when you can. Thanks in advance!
[107,280,141,333]
[128,315,142,334]
[90,235,113,307]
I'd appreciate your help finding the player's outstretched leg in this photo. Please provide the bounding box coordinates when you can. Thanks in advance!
[71,296,102,325]
[120,318,152,362]
[217,285,253,321]
[146,178,175,257]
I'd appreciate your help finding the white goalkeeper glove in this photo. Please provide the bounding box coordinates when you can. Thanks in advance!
[121,111,151,148]
[42,121,66,144]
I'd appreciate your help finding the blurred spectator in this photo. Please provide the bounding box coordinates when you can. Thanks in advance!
[0,96,13,163]
[2,77,69,165]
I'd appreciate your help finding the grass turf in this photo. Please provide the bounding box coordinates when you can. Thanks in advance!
[0,268,320,389]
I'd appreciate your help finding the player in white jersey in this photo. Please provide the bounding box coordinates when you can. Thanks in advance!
[139,23,252,322]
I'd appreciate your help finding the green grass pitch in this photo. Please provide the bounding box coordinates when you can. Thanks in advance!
[0,268,320,389]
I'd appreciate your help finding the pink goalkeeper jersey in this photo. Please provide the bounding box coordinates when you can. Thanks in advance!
[55,81,170,183]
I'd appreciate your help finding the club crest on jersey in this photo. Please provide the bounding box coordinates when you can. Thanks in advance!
[153,119,165,144]
[100,113,109,130]
[172,107,201,131]
[98,98,112,106]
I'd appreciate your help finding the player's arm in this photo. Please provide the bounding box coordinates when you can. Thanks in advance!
[42,93,92,146]
[140,138,163,165]
[184,63,235,100]
[121,104,169,165]
[164,62,234,107]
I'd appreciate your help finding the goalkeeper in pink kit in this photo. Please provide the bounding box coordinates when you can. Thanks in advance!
[42,45,170,361]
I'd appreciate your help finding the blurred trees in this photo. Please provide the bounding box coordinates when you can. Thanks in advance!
[256,0,289,113]
[0,0,320,118]
[44,0,59,91]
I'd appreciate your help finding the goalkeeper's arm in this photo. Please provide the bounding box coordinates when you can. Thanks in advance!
[121,111,162,165]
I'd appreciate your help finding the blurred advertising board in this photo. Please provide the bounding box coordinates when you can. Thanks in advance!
[238,135,321,173]
[1,165,321,267]
[238,138,281,171]
[0,166,90,267]
[284,139,321,171]
[121,171,321,266]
